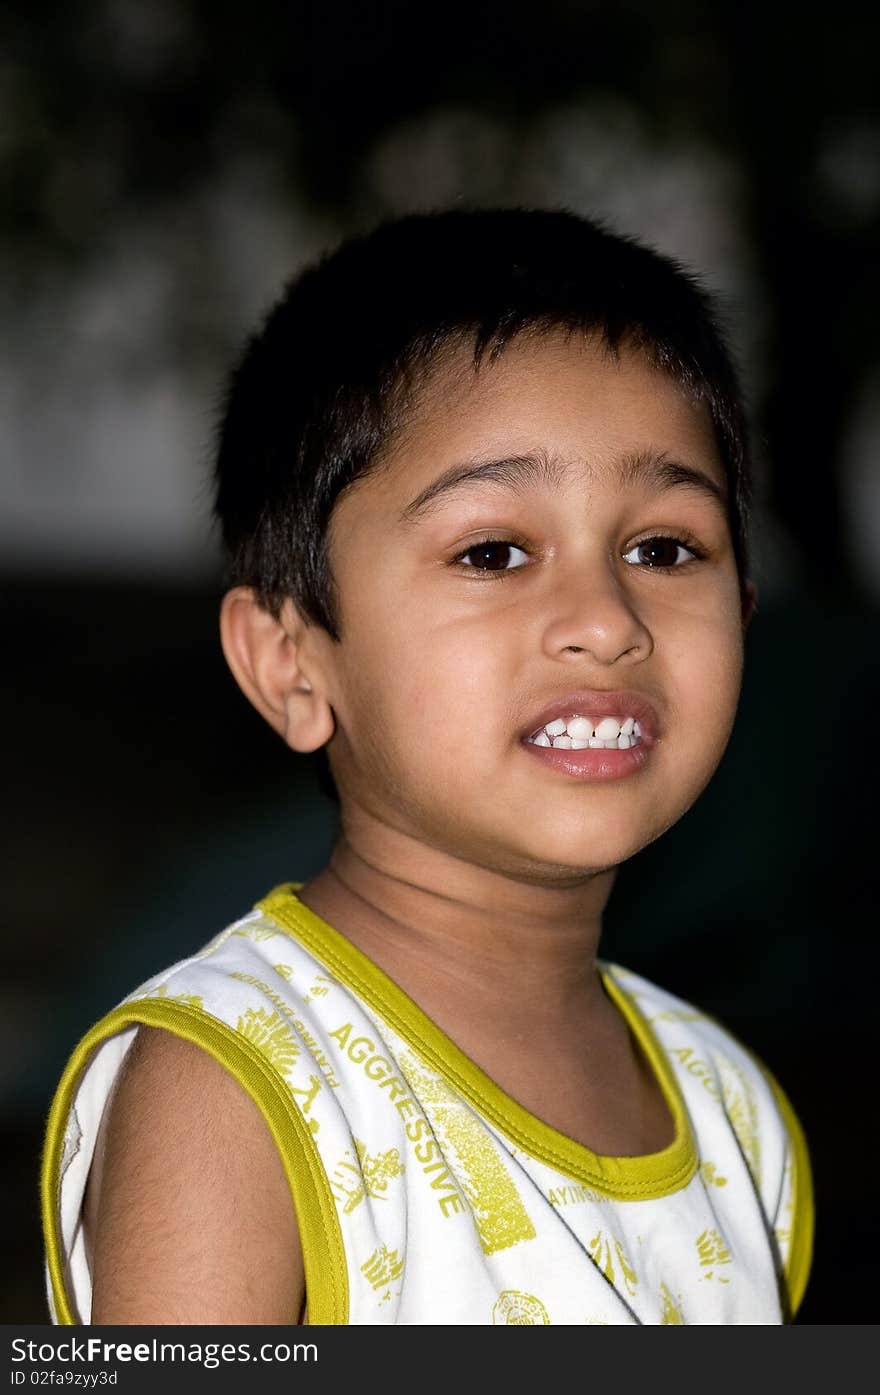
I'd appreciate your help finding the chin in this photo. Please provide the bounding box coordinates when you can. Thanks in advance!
[499,841,628,884]
[525,823,650,871]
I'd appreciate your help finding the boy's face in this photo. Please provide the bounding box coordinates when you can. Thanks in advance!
[313,333,750,883]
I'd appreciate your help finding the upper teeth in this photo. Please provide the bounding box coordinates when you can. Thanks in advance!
[529,715,642,749]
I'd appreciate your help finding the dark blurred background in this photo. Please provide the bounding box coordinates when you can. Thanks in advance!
[3,0,878,1324]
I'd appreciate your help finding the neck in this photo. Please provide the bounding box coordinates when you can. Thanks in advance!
[297,811,618,1022]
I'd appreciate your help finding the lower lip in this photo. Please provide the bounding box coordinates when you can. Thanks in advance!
[521,738,653,781]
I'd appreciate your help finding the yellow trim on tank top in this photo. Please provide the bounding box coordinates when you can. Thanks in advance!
[41,999,348,1325]
[759,1065,814,1320]
[258,883,698,1200]
[671,991,815,1322]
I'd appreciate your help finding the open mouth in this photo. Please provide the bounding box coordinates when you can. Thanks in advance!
[527,713,643,750]
[519,690,659,781]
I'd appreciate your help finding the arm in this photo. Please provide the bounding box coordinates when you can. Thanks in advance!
[84,1026,306,1324]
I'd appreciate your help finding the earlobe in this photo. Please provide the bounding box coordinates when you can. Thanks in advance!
[219,588,336,752]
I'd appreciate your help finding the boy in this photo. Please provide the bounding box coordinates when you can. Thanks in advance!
[41,208,812,1325]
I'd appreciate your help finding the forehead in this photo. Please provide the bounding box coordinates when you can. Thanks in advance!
[363,331,727,511]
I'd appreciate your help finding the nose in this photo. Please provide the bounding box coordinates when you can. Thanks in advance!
[540,560,653,666]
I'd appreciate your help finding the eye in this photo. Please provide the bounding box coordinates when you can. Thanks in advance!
[455,539,530,573]
[622,534,705,569]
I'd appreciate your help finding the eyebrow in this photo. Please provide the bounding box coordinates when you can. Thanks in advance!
[397,449,729,524]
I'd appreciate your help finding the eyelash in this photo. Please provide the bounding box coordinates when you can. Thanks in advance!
[452,532,709,577]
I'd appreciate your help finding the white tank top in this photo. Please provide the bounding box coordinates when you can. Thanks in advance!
[42,884,812,1324]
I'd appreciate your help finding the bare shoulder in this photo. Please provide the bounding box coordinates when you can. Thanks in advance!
[85,1026,305,1324]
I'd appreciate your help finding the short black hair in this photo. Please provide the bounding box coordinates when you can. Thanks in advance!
[214,206,753,630]
[213,207,754,802]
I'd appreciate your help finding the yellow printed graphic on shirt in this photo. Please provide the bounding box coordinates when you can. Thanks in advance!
[361,1245,405,1308]
[548,1182,601,1207]
[230,973,340,1087]
[289,1072,322,1134]
[306,974,332,1000]
[150,984,204,1009]
[492,1291,550,1325]
[231,923,280,942]
[773,1152,794,1257]
[357,1137,404,1196]
[718,1056,761,1185]
[659,1282,685,1324]
[587,1229,638,1296]
[650,1007,707,1026]
[236,1007,300,1074]
[330,1140,405,1213]
[700,1161,728,1188]
[331,1148,366,1213]
[696,1227,732,1282]
[398,1051,536,1254]
[668,1046,722,1100]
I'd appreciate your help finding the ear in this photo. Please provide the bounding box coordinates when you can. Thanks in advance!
[741,578,759,632]
[219,588,336,752]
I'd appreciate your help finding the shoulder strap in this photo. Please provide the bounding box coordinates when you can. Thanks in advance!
[41,998,349,1324]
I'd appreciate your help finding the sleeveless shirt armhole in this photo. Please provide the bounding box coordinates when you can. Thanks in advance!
[41,999,349,1325]
[758,1064,814,1321]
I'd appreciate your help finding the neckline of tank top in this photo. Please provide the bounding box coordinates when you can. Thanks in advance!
[255,881,698,1200]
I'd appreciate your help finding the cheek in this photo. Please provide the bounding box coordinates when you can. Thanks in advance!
[398,647,499,757]
[678,617,745,743]
[338,607,503,766]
